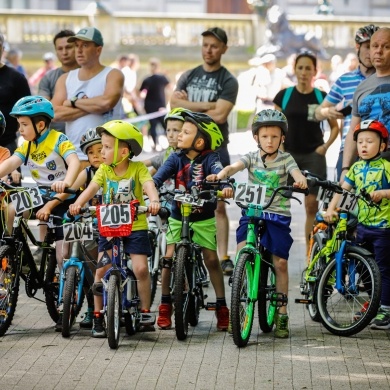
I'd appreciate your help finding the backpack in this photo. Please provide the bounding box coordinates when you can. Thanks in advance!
[281,86,324,111]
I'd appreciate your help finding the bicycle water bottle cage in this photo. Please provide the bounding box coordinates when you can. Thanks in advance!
[247,204,263,218]
[270,292,288,307]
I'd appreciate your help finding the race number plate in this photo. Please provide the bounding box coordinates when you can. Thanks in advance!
[99,204,132,226]
[10,188,44,214]
[63,222,94,242]
[174,193,205,207]
[336,191,358,213]
[234,183,266,205]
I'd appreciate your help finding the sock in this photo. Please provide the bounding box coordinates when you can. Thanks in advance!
[161,294,172,304]
[141,309,150,313]
[217,298,227,307]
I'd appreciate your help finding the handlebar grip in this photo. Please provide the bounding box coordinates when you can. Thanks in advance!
[64,188,78,194]
[292,187,310,196]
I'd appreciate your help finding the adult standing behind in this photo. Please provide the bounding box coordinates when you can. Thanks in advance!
[28,52,57,94]
[170,27,239,275]
[0,33,31,184]
[139,57,170,151]
[273,50,339,253]
[51,27,124,166]
[342,27,390,173]
[38,29,79,133]
[315,25,379,180]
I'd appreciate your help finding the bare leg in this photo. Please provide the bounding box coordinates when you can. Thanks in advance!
[304,193,318,254]
[130,253,151,311]
[202,248,225,298]
[215,201,229,260]
[272,255,288,315]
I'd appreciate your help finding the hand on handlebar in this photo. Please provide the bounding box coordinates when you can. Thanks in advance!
[148,201,161,216]
[205,174,219,182]
[323,208,339,224]
[51,181,70,194]
[370,189,387,204]
[221,187,234,199]
[293,179,308,190]
[69,203,82,216]
[36,204,53,221]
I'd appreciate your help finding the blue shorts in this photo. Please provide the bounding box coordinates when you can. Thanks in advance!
[236,212,293,260]
[98,230,152,256]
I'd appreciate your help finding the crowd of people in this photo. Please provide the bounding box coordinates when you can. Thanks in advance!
[0,23,389,339]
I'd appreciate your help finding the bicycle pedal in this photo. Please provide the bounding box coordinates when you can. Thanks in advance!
[295,298,312,305]
[205,302,219,311]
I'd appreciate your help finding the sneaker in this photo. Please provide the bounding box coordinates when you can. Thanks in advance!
[92,316,107,338]
[353,301,370,321]
[274,312,289,338]
[157,303,172,330]
[216,305,229,330]
[55,312,63,332]
[370,308,390,330]
[221,258,234,276]
[80,310,93,329]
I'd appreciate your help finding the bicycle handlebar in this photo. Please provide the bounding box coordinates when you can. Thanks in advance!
[0,180,77,195]
[302,170,343,194]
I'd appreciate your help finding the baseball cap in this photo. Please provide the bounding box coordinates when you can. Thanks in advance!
[68,27,104,46]
[201,27,228,45]
[43,52,55,61]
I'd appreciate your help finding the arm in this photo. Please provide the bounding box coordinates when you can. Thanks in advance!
[50,153,80,193]
[290,169,308,189]
[315,100,344,121]
[323,118,340,151]
[323,181,353,222]
[0,155,22,179]
[206,160,245,181]
[170,90,216,112]
[205,99,234,124]
[69,182,100,215]
[143,180,160,215]
[340,115,360,181]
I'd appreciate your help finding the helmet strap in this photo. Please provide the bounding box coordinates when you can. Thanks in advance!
[357,46,375,72]
[109,138,130,168]
[180,131,203,154]
[257,137,281,167]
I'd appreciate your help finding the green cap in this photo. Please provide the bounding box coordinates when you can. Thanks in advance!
[68,27,104,46]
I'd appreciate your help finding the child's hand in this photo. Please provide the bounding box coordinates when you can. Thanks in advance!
[293,177,308,189]
[51,181,69,193]
[69,204,81,216]
[206,174,219,182]
[148,200,161,216]
[10,170,21,184]
[36,204,53,221]
[222,187,233,199]
[323,209,338,224]
[370,190,386,203]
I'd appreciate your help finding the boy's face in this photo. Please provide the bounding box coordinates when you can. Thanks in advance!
[166,119,183,149]
[356,130,385,160]
[86,143,103,169]
[17,116,44,141]
[177,121,199,150]
[101,133,129,165]
[254,126,284,155]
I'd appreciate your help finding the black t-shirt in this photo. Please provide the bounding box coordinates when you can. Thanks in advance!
[140,74,169,113]
[0,65,31,146]
[273,87,326,154]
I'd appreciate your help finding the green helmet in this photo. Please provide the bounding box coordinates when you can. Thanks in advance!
[181,111,223,151]
[96,120,143,164]
[164,107,189,125]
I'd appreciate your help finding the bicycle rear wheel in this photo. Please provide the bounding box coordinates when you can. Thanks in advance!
[174,246,191,341]
[231,252,255,347]
[258,254,276,333]
[107,274,121,349]
[316,247,381,336]
[44,250,60,323]
[0,246,20,337]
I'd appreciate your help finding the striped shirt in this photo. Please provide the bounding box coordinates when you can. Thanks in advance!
[240,150,299,217]
[325,68,366,151]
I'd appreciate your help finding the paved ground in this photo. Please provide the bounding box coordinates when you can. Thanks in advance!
[1,134,390,390]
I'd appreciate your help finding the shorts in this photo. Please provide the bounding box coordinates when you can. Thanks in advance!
[166,217,217,251]
[98,230,151,256]
[236,212,293,260]
[287,150,327,195]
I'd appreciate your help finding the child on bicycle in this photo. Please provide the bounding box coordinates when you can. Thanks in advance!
[207,109,307,338]
[69,120,160,337]
[153,110,231,331]
[324,120,390,331]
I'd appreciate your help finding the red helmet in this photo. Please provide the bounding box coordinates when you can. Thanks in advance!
[353,120,388,143]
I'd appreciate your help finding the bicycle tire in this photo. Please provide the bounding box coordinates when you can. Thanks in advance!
[0,245,20,337]
[231,252,255,347]
[107,274,121,349]
[44,250,60,323]
[258,255,276,333]
[316,247,381,336]
[62,266,77,338]
[148,230,159,307]
[124,272,139,336]
[188,248,202,327]
[174,246,191,341]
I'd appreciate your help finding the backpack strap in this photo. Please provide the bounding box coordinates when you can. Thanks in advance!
[281,87,294,111]
[314,88,324,104]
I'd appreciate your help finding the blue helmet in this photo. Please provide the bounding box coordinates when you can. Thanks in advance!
[10,96,54,120]
[0,110,6,137]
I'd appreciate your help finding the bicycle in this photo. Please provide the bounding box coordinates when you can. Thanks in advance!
[0,181,75,336]
[230,183,308,347]
[172,179,234,341]
[298,175,382,336]
[60,209,98,337]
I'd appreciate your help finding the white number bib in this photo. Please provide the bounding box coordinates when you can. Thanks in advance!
[99,204,132,226]
[63,222,94,242]
[174,193,205,207]
[10,188,44,214]
[234,183,266,205]
[336,191,358,213]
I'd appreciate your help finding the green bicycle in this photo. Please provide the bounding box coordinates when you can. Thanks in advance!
[230,183,308,347]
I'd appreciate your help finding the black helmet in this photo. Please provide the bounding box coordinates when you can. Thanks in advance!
[355,25,380,44]
[252,109,288,136]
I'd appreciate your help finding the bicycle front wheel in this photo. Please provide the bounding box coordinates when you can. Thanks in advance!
[148,230,159,307]
[44,250,60,323]
[231,252,255,347]
[107,274,121,349]
[62,266,81,338]
[316,247,381,336]
[258,254,276,333]
[0,245,20,337]
[174,246,191,341]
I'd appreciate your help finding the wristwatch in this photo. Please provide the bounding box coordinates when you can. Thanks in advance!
[70,96,78,108]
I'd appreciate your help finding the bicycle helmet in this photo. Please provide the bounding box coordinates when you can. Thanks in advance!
[10,95,54,120]
[353,120,389,143]
[0,111,6,138]
[252,109,288,136]
[181,111,224,151]
[97,120,143,165]
[164,107,188,125]
[80,127,101,154]
[355,25,380,44]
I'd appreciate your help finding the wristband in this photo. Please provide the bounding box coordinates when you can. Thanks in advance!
[341,167,350,172]
[70,96,78,108]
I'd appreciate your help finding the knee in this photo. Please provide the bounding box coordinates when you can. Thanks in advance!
[274,258,288,274]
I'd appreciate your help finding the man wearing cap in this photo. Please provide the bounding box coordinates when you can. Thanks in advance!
[28,52,57,94]
[170,27,239,275]
[51,27,124,165]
